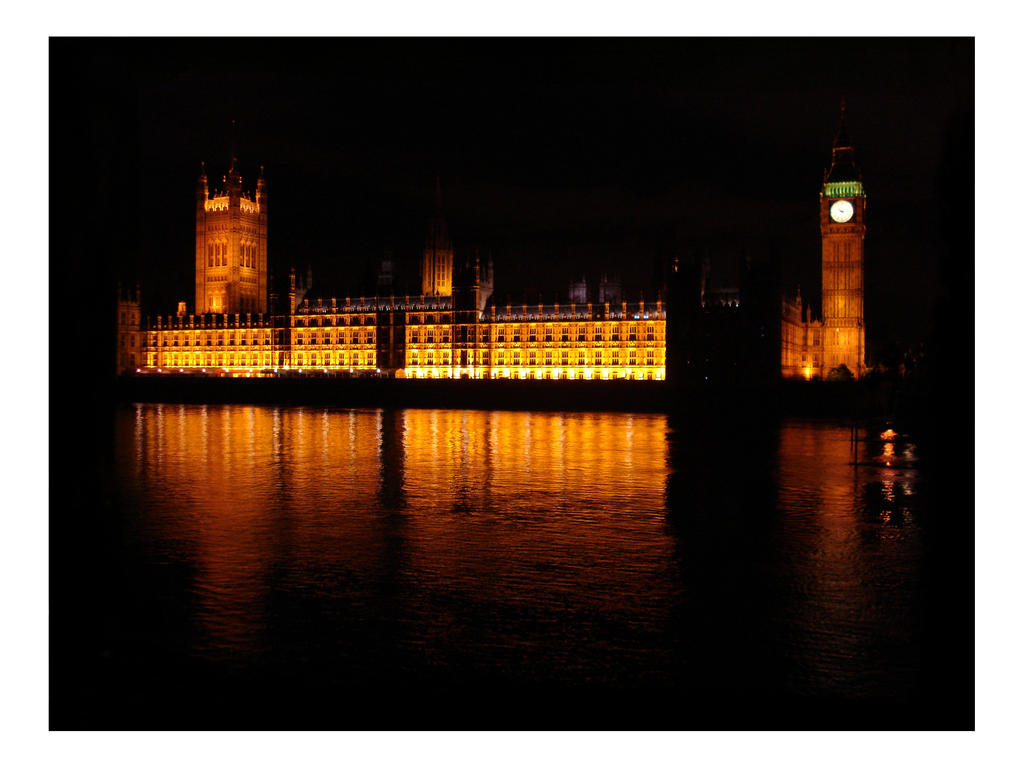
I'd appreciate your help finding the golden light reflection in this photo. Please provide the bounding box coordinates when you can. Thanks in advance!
[882,478,897,503]
[774,421,922,693]
[883,442,895,466]
[120,404,672,659]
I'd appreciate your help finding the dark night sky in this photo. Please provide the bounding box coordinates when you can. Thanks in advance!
[54,38,973,352]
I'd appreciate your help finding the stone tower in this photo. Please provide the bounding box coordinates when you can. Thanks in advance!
[421,176,453,297]
[819,102,866,378]
[116,282,142,374]
[194,140,268,315]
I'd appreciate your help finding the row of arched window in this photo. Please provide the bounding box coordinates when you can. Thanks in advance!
[207,241,259,268]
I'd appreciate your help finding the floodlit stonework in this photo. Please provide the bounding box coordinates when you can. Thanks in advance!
[781,104,867,380]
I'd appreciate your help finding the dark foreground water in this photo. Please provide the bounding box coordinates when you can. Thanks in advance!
[52,403,971,729]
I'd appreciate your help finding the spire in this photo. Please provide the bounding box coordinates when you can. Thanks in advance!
[225,119,243,192]
[833,98,851,149]
[197,160,208,200]
[824,99,861,185]
[256,163,267,208]
[228,119,238,174]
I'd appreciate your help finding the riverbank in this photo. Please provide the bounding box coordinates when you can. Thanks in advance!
[116,374,889,419]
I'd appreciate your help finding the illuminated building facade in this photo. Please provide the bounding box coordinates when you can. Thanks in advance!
[120,108,867,384]
[134,277,666,380]
[194,158,268,316]
[124,162,666,380]
[781,104,867,379]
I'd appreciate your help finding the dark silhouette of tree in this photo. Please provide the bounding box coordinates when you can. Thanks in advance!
[826,363,853,381]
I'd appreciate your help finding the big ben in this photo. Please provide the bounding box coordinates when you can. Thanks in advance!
[819,102,866,378]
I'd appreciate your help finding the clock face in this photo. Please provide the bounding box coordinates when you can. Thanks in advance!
[830,199,854,223]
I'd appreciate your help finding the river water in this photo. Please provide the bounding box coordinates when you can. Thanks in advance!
[93,403,934,727]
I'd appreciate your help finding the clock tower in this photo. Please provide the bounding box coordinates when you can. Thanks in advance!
[819,102,866,378]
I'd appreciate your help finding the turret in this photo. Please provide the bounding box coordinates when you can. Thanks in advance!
[116,281,142,374]
[196,161,208,205]
[256,165,267,208]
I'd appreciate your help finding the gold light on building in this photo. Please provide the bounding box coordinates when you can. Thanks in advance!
[118,157,671,381]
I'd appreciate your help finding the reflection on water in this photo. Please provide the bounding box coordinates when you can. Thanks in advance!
[114,404,924,700]
[772,423,923,698]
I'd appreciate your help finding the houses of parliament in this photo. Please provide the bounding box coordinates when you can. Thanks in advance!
[116,109,867,383]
